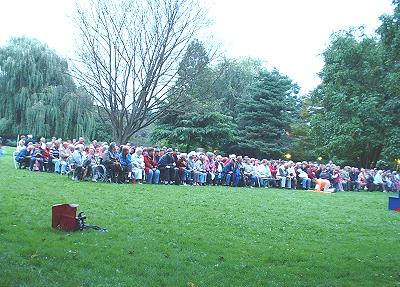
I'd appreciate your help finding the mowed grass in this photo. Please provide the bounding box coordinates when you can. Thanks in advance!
[0,147,399,287]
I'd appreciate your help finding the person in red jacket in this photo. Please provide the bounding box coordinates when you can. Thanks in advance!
[144,147,160,184]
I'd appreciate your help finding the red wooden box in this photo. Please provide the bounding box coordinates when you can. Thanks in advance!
[52,204,79,231]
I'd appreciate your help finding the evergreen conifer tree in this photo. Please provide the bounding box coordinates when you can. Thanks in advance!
[235,69,297,158]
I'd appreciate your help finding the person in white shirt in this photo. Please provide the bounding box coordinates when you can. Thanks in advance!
[131,147,145,183]
[297,167,311,190]
[373,170,386,192]
[286,161,297,189]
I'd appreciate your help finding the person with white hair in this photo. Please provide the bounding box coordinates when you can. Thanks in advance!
[297,166,311,190]
[71,144,85,180]
[276,163,288,188]
[131,147,145,183]
[194,154,207,185]
[59,143,74,175]
[16,144,34,168]
[16,139,25,153]
[373,170,386,192]
[186,152,197,185]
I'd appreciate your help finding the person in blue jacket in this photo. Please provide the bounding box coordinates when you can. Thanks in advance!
[119,146,132,180]
[16,145,34,168]
[157,148,176,184]
[222,155,236,186]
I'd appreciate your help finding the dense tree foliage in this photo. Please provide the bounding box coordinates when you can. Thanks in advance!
[299,2,399,167]
[0,37,96,139]
[234,69,297,158]
[306,32,387,167]
[153,48,297,155]
[151,40,235,151]
[376,1,400,163]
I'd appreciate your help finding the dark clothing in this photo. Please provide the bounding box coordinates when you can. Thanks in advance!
[319,171,332,180]
[16,148,33,168]
[222,161,234,173]
[144,155,157,173]
[157,154,175,168]
[103,150,124,183]
[25,138,35,146]
[50,145,60,159]
[29,150,43,171]
[349,171,359,181]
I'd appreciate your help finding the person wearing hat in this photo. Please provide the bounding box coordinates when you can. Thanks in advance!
[157,148,176,184]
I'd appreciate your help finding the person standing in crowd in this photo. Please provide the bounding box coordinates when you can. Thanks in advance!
[286,161,297,189]
[194,154,207,186]
[358,168,368,190]
[187,152,197,185]
[332,166,344,192]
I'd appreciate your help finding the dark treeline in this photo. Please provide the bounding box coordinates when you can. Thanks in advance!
[1,1,399,168]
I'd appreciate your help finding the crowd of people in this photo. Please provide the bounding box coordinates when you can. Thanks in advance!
[13,134,400,192]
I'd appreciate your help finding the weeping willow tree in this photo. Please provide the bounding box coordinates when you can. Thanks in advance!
[0,36,97,139]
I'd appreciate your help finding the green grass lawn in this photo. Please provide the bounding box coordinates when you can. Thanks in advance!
[1,147,399,287]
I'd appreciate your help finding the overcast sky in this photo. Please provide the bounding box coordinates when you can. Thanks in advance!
[0,0,394,93]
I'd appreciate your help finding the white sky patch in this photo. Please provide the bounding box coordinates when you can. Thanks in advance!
[0,0,395,94]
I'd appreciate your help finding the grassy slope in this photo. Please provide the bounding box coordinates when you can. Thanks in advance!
[0,147,399,287]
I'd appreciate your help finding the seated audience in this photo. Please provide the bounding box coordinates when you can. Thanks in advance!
[131,147,145,183]
[119,146,132,181]
[157,148,176,184]
[103,142,124,183]
[144,148,160,184]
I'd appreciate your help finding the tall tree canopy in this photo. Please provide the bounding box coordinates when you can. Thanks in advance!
[73,0,209,144]
[376,0,400,163]
[306,31,386,167]
[151,40,235,151]
[0,37,96,139]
